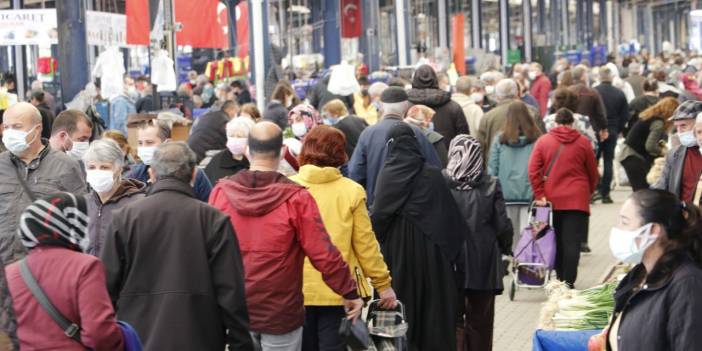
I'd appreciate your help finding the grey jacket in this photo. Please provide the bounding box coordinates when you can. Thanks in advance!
[652,145,686,197]
[0,145,87,264]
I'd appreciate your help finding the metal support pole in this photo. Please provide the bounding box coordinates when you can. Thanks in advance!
[438,0,448,49]
[56,0,89,104]
[499,0,509,67]
[471,0,481,48]
[599,0,607,45]
[323,0,341,67]
[311,0,323,54]
[396,0,410,66]
[360,0,380,72]
[562,0,570,45]
[12,0,26,101]
[250,0,269,111]
[523,0,532,62]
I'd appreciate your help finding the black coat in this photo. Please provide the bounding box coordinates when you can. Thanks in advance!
[607,254,702,351]
[263,101,289,130]
[102,179,254,351]
[307,75,355,113]
[595,82,630,134]
[625,95,659,137]
[334,115,368,158]
[37,103,54,139]
[408,89,469,145]
[204,149,250,185]
[188,110,229,162]
[444,174,513,293]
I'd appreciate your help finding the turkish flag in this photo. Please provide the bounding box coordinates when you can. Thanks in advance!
[452,14,466,75]
[175,0,226,48]
[340,0,362,38]
[236,2,249,58]
[126,0,150,45]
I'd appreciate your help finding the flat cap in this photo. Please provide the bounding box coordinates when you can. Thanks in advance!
[380,86,408,103]
[670,100,702,121]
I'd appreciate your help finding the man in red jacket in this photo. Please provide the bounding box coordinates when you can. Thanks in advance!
[209,121,363,350]
[529,62,552,118]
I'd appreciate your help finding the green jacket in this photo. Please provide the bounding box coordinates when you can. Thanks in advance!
[487,134,535,203]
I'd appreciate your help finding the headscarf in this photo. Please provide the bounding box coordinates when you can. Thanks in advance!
[371,122,466,262]
[371,122,425,237]
[287,103,321,130]
[446,134,484,190]
[19,192,90,253]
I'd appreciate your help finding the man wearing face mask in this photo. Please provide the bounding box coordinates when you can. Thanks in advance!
[48,109,93,162]
[188,100,239,163]
[653,101,702,203]
[0,102,87,264]
[528,63,552,118]
[109,75,137,135]
[126,119,213,202]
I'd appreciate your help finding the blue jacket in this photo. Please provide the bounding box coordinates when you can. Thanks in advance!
[126,163,213,202]
[110,95,136,135]
[487,134,535,203]
[349,117,442,206]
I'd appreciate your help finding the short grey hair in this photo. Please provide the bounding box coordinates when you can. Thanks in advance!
[572,65,589,83]
[599,66,614,82]
[82,139,124,169]
[226,117,256,137]
[151,142,197,183]
[368,82,388,99]
[495,79,518,100]
[455,76,477,95]
[381,101,409,118]
[138,119,172,141]
[628,62,641,75]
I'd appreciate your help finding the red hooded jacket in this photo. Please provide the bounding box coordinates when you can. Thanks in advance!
[528,126,599,214]
[209,170,358,334]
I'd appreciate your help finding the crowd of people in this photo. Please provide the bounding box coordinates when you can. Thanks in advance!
[1,47,702,351]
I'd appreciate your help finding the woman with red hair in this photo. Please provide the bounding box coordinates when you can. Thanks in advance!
[290,126,397,351]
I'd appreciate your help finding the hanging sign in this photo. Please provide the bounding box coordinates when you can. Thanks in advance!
[0,9,57,46]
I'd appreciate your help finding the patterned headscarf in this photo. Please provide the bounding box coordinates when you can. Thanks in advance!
[19,192,90,253]
[287,103,321,130]
[446,134,484,190]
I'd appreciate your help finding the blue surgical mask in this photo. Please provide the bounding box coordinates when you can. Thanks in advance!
[2,125,38,155]
[427,122,435,132]
[679,130,697,147]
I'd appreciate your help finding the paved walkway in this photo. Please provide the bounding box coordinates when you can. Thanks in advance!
[493,189,627,351]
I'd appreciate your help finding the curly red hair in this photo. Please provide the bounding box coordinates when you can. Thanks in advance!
[298,125,348,168]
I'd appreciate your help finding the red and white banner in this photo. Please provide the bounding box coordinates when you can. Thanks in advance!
[340,0,362,38]
[126,0,149,46]
[235,2,249,58]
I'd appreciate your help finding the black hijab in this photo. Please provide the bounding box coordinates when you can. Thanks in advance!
[372,123,466,261]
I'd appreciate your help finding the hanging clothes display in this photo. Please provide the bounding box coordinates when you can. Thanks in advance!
[92,47,125,100]
[151,49,177,92]
[204,57,248,84]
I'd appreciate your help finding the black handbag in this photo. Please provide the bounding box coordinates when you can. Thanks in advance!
[339,317,372,351]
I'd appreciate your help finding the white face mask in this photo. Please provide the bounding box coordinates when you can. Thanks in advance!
[485,85,495,95]
[86,169,116,194]
[2,126,37,155]
[470,92,484,103]
[291,122,307,138]
[528,71,538,80]
[138,146,157,165]
[68,141,90,161]
[679,130,697,147]
[609,223,656,264]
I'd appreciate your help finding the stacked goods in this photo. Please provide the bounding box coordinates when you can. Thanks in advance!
[539,280,617,331]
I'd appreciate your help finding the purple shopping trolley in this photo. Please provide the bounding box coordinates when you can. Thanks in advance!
[509,202,556,301]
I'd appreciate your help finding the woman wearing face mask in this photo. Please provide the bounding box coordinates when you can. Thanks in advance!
[204,117,254,184]
[277,103,322,176]
[262,81,296,130]
[82,139,146,256]
[605,189,702,351]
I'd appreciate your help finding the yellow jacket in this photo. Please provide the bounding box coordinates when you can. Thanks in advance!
[353,92,378,125]
[291,165,392,305]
